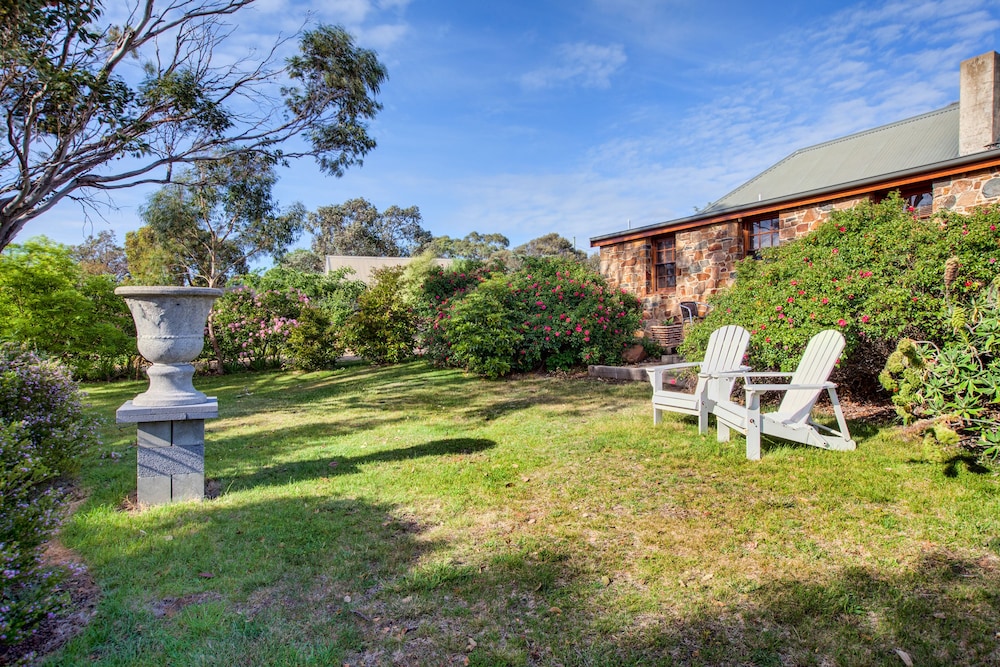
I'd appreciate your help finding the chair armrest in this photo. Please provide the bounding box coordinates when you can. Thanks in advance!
[645,362,701,375]
[647,362,700,389]
[708,367,770,378]
[744,381,837,393]
[698,365,750,378]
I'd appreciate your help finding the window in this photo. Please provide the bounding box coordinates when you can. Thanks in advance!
[873,183,933,218]
[653,235,676,291]
[903,187,933,218]
[744,216,780,259]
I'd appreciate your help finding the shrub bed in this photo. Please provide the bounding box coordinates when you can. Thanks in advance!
[427,257,642,378]
[682,195,1000,393]
[0,346,98,647]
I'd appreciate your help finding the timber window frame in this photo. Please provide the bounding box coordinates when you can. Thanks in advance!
[742,216,780,259]
[873,183,934,218]
[651,235,677,292]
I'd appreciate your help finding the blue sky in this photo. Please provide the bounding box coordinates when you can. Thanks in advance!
[30,0,1000,258]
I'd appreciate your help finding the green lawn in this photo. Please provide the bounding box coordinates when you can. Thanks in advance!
[45,361,1000,665]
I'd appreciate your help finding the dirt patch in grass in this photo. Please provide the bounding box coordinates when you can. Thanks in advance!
[0,540,100,667]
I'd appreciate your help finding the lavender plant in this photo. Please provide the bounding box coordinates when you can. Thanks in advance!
[0,345,98,647]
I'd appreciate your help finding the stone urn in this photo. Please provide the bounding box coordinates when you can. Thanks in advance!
[115,286,223,407]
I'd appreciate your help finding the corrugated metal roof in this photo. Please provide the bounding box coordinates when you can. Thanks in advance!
[703,103,960,212]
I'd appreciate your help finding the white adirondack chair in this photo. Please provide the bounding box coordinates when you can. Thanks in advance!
[712,329,857,460]
[647,325,750,434]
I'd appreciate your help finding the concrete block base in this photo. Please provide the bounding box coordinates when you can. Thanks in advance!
[120,403,215,506]
[137,475,172,506]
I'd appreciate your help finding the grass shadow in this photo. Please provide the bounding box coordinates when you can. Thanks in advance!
[943,453,992,477]
[52,493,439,666]
[221,437,497,492]
[544,549,1000,666]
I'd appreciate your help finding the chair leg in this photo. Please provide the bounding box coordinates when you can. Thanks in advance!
[698,400,709,435]
[827,388,855,447]
[653,407,661,425]
[745,390,762,461]
[717,422,730,442]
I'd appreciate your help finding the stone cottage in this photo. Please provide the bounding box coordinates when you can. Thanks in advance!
[590,51,1000,325]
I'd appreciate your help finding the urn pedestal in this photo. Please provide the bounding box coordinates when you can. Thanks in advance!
[114,286,222,506]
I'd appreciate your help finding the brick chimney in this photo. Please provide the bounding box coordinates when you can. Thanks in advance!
[959,51,1000,155]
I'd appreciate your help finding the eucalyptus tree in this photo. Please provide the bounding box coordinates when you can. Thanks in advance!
[138,153,305,288]
[0,0,387,251]
[308,198,431,257]
[420,231,510,261]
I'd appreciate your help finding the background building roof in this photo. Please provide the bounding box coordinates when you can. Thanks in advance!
[702,103,960,213]
[324,255,453,283]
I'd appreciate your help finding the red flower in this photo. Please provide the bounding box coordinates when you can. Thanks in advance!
[837,318,847,327]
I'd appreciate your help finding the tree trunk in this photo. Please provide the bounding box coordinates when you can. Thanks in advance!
[208,311,225,375]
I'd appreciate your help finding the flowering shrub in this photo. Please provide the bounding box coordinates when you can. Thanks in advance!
[221,267,366,371]
[682,195,1000,391]
[0,423,66,648]
[211,287,307,371]
[434,257,642,378]
[0,345,97,477]
[0,345,98,646]
[414,259,500,362]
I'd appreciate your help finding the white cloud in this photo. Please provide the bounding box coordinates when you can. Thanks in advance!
[521,42,627,90]
[356,22,409,50]
[455,0,1000,244]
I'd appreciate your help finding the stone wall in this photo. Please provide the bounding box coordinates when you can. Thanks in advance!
[599,222,741,324]
[933,168,1000,213]
[600,165,1000,328]
[778,195,870,243]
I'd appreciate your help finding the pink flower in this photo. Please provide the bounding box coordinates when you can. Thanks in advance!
[838,226,846,232]
[775,305,783,312]
[787,297,794,303]
[820,297,829,305]
[832,248,839,254]
[837,319,847,327]
[861,315,870,324]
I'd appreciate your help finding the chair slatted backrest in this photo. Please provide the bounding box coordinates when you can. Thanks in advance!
[700,325,751,375]
[777,330,845,423]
